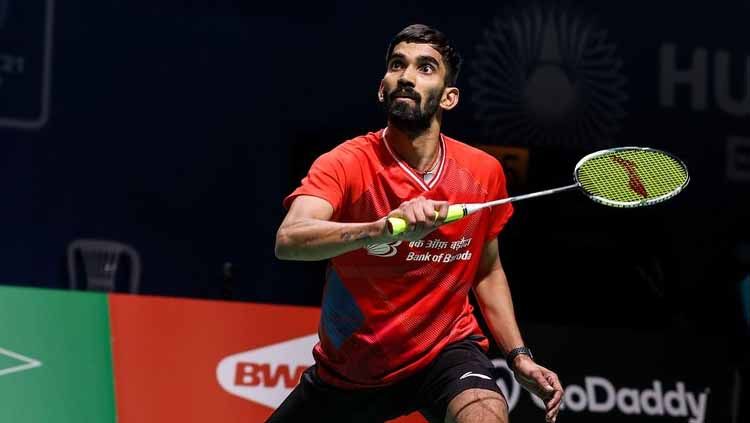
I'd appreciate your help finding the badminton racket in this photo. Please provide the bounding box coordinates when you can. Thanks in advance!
[387,147,689,235]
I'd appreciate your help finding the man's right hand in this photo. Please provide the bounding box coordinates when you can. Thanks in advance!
[383,196,450,241]
[276,195,449,261]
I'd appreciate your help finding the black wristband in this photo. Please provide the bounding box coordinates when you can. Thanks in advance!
[506,346,533,371]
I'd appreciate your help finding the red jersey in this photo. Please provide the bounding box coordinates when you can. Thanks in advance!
[283,129,513,389]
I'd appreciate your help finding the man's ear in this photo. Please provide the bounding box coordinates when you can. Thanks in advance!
[378,81,385,102]
[440,86,460,110]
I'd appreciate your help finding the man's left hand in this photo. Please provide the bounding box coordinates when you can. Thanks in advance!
[512,356,564,422]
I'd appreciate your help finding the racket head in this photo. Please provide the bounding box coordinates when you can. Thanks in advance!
[574,146,689,208]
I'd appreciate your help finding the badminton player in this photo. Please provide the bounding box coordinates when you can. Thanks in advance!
[272,24,563,423]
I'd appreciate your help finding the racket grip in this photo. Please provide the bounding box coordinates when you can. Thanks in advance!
[386,205,467,236]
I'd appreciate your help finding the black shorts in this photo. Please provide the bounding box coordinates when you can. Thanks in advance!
[266,336,506,422]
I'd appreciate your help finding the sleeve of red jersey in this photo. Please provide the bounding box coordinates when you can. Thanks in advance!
[282,150,348,216]
[486,159,514,240]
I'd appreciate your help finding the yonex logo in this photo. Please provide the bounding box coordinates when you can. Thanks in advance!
[460,371,492,381]
[216,334,318,409]
[365,240,402,257]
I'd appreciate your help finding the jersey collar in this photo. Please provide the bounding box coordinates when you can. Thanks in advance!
[381,127,447,192]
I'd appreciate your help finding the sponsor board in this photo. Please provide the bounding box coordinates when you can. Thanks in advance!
[110,294,424,422]
[109,293,322,422]
[0,286,729,422]
[0,286,115,422]
[109,294,725,422]
[491,359,709,423]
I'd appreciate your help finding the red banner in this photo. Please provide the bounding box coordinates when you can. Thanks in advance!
[109,294,423,422]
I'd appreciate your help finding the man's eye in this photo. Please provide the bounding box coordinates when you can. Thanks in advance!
[390,61,403,70]
[420,64,435,73]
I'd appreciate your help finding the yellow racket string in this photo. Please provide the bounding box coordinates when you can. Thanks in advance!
[577,149,688,204]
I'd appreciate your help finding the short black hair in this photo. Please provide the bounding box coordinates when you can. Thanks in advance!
[385,24,463,86]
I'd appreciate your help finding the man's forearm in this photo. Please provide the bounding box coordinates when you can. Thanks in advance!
[275,218,388,261]
[475,269,526,356]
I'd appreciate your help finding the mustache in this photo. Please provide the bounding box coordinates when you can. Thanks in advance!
[389,87,421,102]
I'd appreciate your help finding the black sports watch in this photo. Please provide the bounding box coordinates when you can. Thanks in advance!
[506,346,533,372]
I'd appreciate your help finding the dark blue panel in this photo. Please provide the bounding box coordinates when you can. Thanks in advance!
[321,268,364,349]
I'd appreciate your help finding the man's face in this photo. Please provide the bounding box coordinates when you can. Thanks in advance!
[381,42,449,132]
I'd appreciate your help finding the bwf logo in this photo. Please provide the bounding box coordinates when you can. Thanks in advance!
[216,334,318,409]
[234,363,307,389]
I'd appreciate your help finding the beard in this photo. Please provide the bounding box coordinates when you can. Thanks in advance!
[383,86,441,137]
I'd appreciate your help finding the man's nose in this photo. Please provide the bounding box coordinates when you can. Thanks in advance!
[398,65,418,86]
[397,76,416,89]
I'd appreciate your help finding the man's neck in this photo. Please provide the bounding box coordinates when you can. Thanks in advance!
[384,122,442,172]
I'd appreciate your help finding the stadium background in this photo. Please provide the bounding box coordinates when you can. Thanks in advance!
[0,0,747,421]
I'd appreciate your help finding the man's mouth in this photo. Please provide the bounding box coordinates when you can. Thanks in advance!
[391,90,419,101]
